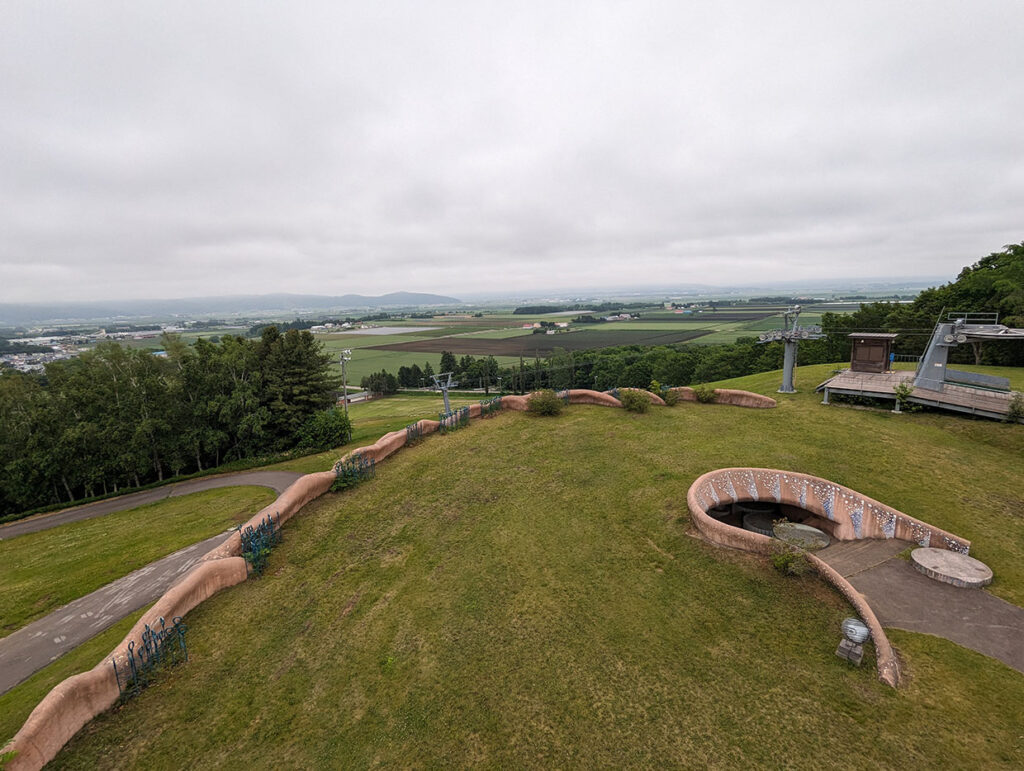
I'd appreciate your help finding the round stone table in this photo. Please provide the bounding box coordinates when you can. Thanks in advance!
[773,521,830,550]
[911,547,993,588]
[742,511,776,537]
[707,505,732,520]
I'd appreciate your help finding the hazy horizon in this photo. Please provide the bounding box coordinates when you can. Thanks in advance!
[3,2,1022,303]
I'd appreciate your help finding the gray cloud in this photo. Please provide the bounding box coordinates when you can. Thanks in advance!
[2,1,1022,302]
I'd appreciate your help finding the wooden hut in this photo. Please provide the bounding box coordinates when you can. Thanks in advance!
[848,333,898,373]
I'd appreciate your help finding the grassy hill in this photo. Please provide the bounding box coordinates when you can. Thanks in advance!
[46,364,1024,768]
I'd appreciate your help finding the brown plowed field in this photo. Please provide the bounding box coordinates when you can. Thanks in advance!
[640,311,778,322]
[367,329,712,356]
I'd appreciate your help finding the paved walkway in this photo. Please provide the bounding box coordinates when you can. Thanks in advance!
[0,469,303,694]
[817,539,1024,673]
[0,532,235,695]
[0,470,302,539]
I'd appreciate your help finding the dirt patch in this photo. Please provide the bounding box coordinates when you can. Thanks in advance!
[644,537,676,561]
[341,592,361,618]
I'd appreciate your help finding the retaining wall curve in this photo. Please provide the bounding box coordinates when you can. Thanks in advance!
[686,467,974,687]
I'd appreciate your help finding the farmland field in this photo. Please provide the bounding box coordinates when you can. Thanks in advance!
[640,311,776,323]
[366,328,712,356]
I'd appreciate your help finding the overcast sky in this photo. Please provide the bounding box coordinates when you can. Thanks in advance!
[2,1,1022,303]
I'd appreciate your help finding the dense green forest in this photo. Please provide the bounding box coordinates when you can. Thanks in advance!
[0,327,344,518]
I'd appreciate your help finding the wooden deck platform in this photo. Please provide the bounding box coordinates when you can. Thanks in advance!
[816,370,1021,422]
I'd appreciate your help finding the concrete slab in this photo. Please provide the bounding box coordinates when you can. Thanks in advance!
[774,522,830,550]
[846,558,1024,672]
[911,547,993,588]
[816,538,908,577]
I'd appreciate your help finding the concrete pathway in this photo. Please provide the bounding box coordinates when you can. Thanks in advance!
[817,539,1024,673]
[0,470,302,539]
[0,531,235,695]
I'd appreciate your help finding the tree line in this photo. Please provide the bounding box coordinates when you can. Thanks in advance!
[0,327,345,518]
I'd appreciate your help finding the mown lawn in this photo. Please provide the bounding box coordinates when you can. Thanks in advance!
[50,367,1024,768]
[0,487,275,636]
[267,392,493,474]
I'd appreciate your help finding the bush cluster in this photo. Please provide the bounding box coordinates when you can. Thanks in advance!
[527,389,564,416]
[770,545,812,577]
[618,388,651,413]
[693,384,717,403]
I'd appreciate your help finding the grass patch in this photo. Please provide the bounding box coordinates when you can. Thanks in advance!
[265,392,490,474]
[49,386,1024,768]
[0,608,149,746]
[0,487,275,636]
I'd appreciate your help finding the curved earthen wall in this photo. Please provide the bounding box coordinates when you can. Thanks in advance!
[688,468,970,553]
[686,468,973,687]
[668,387,777,409]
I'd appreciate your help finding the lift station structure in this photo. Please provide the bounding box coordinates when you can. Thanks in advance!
[817,311,1024,421]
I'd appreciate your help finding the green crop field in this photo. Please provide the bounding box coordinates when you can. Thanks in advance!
[44,363,1024,768]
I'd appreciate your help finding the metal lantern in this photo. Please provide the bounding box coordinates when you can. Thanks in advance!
[841,617,870,644]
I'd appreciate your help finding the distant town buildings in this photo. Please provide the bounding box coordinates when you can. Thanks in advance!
[0,326,184,372]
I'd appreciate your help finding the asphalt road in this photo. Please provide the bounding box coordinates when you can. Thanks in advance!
[0,532,235,695]
[0,468,306,694]
[0,470,303,540]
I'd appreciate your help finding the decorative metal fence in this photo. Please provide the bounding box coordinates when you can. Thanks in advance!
[439,406,470,434]
[238,512,282,575]
[556,389,570,404]
[405,420,423,445]
[479,396,503,417]
[112,616,189,699]
[332,452,376,491]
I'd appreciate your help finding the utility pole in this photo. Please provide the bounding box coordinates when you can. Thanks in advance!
[340,349,352,415]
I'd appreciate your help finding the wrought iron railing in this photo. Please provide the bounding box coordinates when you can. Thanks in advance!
[238,512,281,576]
[439,406,470,434]
[112,616,188,699]
[333,453,376,491]
[479,396,503,417]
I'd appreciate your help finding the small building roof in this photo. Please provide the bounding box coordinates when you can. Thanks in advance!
[847,332,899,339]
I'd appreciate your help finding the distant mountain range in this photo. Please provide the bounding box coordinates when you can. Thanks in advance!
[0,292,463,325]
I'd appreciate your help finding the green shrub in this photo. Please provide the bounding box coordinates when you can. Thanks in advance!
[297,408,353,451]
[693,384,717,403]
[619,388,650,413]
[1007,391,1024,423]
[893,381,921,413]
[662,389,679,407]
[527,389,564,416]
[770,544,811,577]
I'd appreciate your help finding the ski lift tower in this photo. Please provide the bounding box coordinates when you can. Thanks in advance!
[757,305,824,393]
[431,372,455,413]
